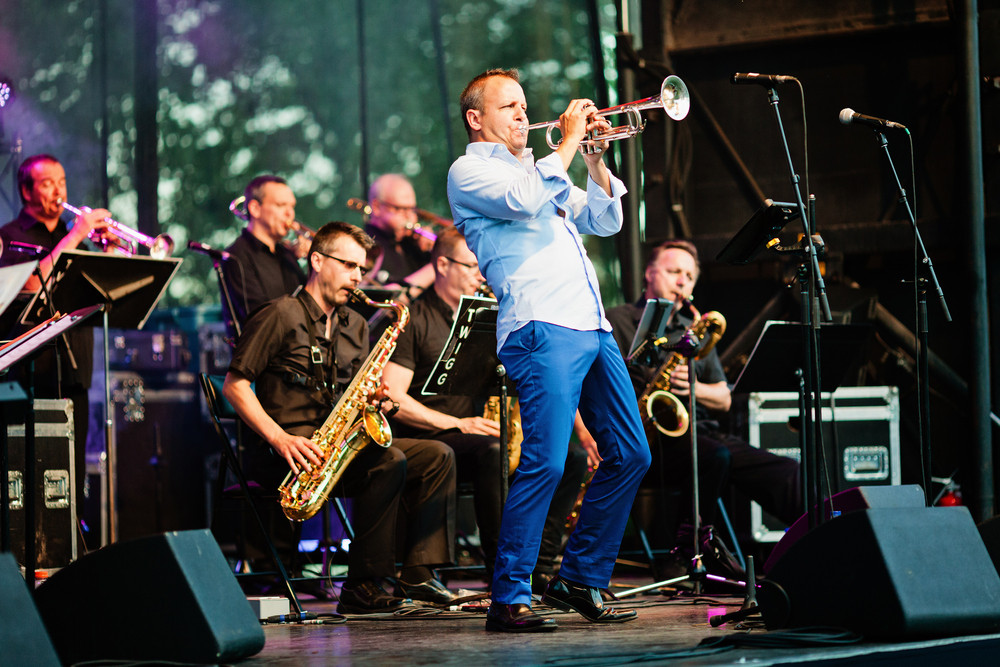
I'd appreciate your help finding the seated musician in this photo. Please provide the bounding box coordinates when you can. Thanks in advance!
[603,240,801,573]
[0,153,111,529]
[381,227,591,593]
[222,221,458,611]
[363,173,436,296]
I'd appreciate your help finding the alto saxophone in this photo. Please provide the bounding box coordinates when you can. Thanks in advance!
[639,311,726,437]
[483,396,523,473]
[278,289,409,521]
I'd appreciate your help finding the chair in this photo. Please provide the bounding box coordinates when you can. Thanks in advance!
[199,373,302,612]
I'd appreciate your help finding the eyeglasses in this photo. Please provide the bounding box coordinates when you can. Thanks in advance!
[314,251,369,276]
[378,200,417,215]
[444,256,479,271]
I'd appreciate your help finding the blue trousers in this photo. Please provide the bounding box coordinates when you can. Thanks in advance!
[492,322,651,605]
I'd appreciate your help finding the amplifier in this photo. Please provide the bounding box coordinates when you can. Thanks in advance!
[108,330,191,371]
[748,386,901,542]
[1,399,77,570]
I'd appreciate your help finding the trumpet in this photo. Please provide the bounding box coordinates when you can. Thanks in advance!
[228,195,316,246]
[523,75,690,151]
[346,197,450,242]
[60,201,175,259]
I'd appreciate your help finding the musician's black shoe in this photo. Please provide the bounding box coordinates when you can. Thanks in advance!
[337,580,410,614]
[395,577,458,605]
[485,603,558,633]
[542,576,637,623]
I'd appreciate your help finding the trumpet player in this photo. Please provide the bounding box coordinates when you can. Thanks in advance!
[364,173,435,295]
[0,153,112,524]
[602,240,801,578]
[381,227,591,594]
[222,174,306,336]
[448,68,650,632]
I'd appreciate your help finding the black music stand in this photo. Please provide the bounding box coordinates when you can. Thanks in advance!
[20,250,181,544]
[625,298,673,367]
[731,321,872,396]
[421,295,518,499]
[716,199,799,265]
[0,304,102,586]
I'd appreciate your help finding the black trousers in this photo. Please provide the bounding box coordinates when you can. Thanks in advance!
[649,426,802,529]
[434,430,588,575]
[245,436,455,580]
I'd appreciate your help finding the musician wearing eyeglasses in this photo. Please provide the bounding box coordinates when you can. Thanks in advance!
[380,226,591,595]
[221,174,306,337]
[447,68,651,632]
[223,221,456,612]
[363,173,434,294]
[603,240,801,577]
[0,153,112,523]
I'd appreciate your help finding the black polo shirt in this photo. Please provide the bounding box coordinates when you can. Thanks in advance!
[228,290,367,438]
[364,223,430,286]
[0,210,94,389]
[389,286,476,437]
[222,228,305,336]
[606,300,726,425]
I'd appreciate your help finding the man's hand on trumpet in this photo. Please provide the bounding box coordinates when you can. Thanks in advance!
[554,98,615,196]
[68,206,112,249]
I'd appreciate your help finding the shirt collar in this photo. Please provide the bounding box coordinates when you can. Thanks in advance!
[16,209,62,232]
[465,142,534,169]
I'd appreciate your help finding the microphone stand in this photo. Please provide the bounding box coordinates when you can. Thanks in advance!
[764,84,832,529]
[872,130,951,506]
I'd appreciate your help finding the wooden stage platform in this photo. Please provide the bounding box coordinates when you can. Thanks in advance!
[241,574,1000,666]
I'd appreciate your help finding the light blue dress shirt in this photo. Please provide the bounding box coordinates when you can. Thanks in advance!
[447,142,627,351]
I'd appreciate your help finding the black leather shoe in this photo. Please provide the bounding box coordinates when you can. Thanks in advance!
[337,580,410,614]
[542,576,637,623]
[485,603,558,633]
[395,577,458,605]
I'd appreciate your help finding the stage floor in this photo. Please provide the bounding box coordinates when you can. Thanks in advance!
[240,575,1000,666]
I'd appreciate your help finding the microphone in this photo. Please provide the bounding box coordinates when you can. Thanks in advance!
[731,72,795,86]
[187,240,231,261]
[7,241,48,257]
[838,108,906,130]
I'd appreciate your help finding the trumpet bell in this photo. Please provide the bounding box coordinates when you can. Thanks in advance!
[660,75,690,121]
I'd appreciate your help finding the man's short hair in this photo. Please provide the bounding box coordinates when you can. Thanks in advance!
[308,222,374,269]
[431,226,468,263]
[17,154,60,204]
[645,239,701,285]
[243,174,287,207]
[459,68,520,140]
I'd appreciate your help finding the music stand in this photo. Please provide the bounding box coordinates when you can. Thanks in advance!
[421,295,518,499]
[625,298,674,367]
[0,304,101,585]
[731,321,872,395]
[715,200,799,265]
[20,250,181,544]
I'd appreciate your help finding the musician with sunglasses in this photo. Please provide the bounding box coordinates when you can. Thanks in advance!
[223,221,456,612]
[447,68,651,632]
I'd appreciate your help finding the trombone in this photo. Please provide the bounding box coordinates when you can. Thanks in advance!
[59,200,175,259]
[524,75,690,151]
[228,195,316,245]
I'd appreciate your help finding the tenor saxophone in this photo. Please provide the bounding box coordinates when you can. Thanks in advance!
[278,289,409,521]
[639,311,726,437]
[483,396,523,473]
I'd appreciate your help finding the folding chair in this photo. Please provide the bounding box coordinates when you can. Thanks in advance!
[199,373,302,613]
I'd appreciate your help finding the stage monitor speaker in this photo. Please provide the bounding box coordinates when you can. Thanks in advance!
[758,507,1000,640]
[32,529,264,664]
[764,484,925,573]
[977,515,1000,578]
[0,553,60,667]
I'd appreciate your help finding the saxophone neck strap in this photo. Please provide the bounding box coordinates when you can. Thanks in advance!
[296,291,337,405]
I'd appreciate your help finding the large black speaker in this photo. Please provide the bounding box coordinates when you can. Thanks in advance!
[758,507,1000,639]
[0,553,60,667]
[33,529,264,664]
